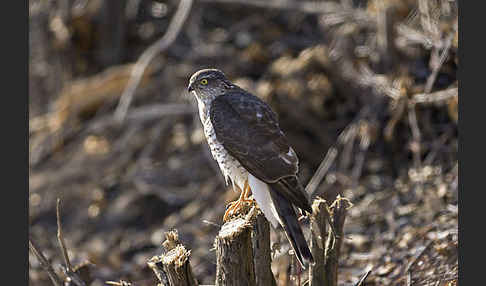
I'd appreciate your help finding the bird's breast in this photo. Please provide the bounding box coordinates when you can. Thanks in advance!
[200,110,247,191]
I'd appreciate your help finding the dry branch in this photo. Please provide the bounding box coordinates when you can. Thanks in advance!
[53,63,155,131]
[354,269,372,286]
[56,198,73,273]
[106,280,132,286]
[56,198,87,286]
[86,104,194,132]
[305,108,373,198]
[29,62,156,134]
[410,87,458,105]
[29,238,64,286]
[305,147,338,197]
[375,0,396,72]
[408,104,422,170]
[215,217,256,286]
[148,230,198,286]
[424,33,454,94]
[29,199,89,286]
[199,0,341,14]
[114,0,194,122]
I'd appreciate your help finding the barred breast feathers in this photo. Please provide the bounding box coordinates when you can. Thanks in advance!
[197,97,247,193]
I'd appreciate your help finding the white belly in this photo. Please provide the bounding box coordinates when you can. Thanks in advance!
[248,174,281,228]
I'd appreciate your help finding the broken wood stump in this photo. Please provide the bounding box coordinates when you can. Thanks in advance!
[215,215,256,286]
[148,230,198,286]
[308,195,352,286]
[309,197,330,286]
[323,195,352,286]
[250,209,277,286]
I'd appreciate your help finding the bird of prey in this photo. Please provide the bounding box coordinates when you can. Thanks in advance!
[188,68,314,267]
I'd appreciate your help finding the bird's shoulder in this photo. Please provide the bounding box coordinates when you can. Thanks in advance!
[209,87,278,126]
[209,86,299,182]
[209,87,286,153]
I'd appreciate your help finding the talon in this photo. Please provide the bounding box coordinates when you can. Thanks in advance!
[225,201,236,208]
[222,180,253,221]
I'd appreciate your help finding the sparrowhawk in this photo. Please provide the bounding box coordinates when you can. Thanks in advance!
[188,68,314,267]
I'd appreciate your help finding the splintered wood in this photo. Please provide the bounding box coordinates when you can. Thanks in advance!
[309,196,352,286]
[215,217,256,286]
[324,196,352,286]
[148,230,198,286]
[309,197,330,286]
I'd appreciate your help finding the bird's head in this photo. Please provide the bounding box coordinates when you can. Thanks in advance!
[188,69,233,100]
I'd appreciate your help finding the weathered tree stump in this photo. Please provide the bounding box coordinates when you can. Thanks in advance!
[215,217,256,286]
[322,196,352,286]
[250,209,277,286]
[148,230,198,286]
[309,197,330,286]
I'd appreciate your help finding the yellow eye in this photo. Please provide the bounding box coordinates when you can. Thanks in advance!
[200,79,208,85]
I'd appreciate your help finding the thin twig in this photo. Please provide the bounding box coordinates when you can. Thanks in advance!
[90,103,194,132]
[356,64,401,100]
[57,198,73,272]
[114,0,194,122]
[405,241,434,274]
[424,128,453,165]
[375,0,395,72]
[407,104,422,170]
[57,198,87,286]
[395,24,434,49]
[29,238,64,286]
[351,120,372,187]
[418,0,439,40]
[424,33,454,94]
[354,269,372,286]
[410,87,458,105]
[305,108,370,197]
[305,147,338,197]
[106,280,132,286]
[393,240,435,285]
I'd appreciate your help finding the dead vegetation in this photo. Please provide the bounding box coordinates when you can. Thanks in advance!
[29,0,457,285]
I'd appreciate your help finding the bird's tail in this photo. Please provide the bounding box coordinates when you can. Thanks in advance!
[268,183,314,268]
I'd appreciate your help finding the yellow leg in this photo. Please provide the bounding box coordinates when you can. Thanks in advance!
[223,180,253,221]
[240,180,252,202]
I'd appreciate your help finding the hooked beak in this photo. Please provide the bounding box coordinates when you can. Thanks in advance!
[187,83,194,92]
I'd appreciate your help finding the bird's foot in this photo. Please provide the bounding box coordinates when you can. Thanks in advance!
[223,200,241,222]
[223,180,254,222]
[223,197,254,222]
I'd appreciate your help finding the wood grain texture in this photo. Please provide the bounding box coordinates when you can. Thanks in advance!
[251,210,277,286]
[215,218,256,286]
[309,198,329,286]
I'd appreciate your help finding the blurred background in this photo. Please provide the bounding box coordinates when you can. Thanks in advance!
[29,0,458,285]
